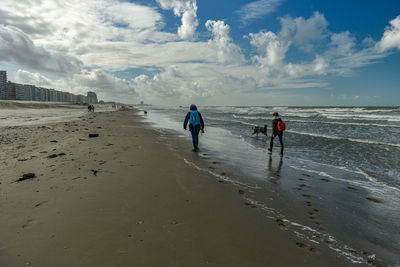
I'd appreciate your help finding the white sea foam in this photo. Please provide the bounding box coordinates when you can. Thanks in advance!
[287,130,400,148]
[287,119,400,128]
[183,158,261,190]
[290,165,335,179]
[292,159,400,195]
[355,167,378,183]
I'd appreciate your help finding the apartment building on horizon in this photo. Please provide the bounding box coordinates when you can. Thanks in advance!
[1,70,97,104]
[0,71,7,100]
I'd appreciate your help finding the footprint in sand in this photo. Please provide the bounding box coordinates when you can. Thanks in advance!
[238,189,245,195]
[320,178,330,182]
[306,201,313,207]
[296,242,308,248]
[244,202,258,208]
[22,218,35,229]
[347,186,358,191]
[302,174,311,177]
[366,197,382,203]
[34,201,48,207]
[276,218,289,227]
[302,194,312,198]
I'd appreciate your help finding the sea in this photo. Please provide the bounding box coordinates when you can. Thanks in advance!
[143,106,400,266]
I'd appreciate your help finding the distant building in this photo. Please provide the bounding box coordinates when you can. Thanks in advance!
[87,91,98,104]
[76,94,87,104]
[13,84,31,100]
[7,82,16,100]
[0,70,103,104]
[0,71,7,100]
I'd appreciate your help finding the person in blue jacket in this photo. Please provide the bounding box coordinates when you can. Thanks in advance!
[183,104,205,152]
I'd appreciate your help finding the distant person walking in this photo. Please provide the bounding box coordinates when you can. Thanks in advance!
[268,112,285,155]
[88,105,92,112]
[91,105,95,112]
[183,104,205,152]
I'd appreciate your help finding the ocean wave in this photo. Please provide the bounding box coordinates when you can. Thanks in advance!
[323,114,400,121]
[207,116,255,126]
[287,119,400,128]
[287,130,400,148]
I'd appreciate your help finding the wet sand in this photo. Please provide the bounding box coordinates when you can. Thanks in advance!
[0,107,351,266]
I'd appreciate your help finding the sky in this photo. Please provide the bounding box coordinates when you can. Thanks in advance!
[0,0,399,106]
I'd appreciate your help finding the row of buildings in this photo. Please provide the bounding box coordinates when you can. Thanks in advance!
[0,71,98,104]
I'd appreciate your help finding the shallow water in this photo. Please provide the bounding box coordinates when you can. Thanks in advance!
[143,106,400,265]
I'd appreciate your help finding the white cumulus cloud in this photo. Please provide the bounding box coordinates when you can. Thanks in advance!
[156,0,199,40]
[14,69,53,87]
[249,31,289,67]
[377,15,400,52]
[279,11,328,51]
[206,20,245,64]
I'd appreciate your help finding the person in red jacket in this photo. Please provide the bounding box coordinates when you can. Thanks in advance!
[268,112,284,155]
[183,104,205,152]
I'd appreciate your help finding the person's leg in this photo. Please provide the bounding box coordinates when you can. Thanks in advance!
[268,135,274,152]
[193,125,201,151]
[190,126,199,151]
[278,133,284,155]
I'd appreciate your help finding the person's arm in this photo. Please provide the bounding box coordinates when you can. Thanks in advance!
[183,112,190,130]
[199,112,205,130]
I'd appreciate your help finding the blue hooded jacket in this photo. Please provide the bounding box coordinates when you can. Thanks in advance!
[183,105,204,130]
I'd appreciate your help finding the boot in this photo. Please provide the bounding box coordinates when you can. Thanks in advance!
[268,142,273,152]
[280,145,284,156]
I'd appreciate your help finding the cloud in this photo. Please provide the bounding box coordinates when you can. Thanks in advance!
[103,1,162,30]
[0,25,51,70]
[205,20,245,64]
[73,69,136,97]
[248,31,289,67]
[279,11,328,51]
[236,0,283,25]
[156,0,199,40]
[327,31,355,56]
[377,15,400,52]
[324,31,385,76]
[14,69,53,87]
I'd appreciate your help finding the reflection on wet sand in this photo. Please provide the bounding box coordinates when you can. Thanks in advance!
[268,155,283,184]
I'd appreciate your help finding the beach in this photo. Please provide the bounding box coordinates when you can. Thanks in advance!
[0,103,350,266]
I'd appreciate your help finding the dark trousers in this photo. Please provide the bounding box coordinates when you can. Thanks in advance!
[189,124,201,150]
[270,132,283,146]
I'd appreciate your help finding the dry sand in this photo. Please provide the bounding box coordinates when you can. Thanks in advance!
[0,108,351,266]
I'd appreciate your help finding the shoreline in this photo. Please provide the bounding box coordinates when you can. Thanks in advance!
[0,109,351,266]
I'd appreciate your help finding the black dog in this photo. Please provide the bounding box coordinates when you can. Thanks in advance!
[251,125,268,137]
